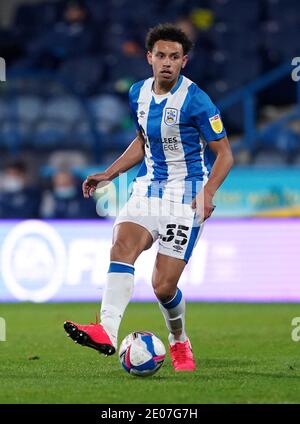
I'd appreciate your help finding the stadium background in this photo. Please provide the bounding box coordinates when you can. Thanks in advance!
[0,0,300,404]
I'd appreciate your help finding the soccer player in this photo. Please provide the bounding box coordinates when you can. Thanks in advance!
[64,23,233,371]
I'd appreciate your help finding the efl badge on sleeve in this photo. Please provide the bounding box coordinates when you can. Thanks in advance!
[209,114,223,134]
[164,108,178,126]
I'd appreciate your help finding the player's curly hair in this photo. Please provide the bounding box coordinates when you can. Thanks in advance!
[145,23,193,55]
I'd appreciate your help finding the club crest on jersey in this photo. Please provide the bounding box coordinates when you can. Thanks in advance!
[209,114,223,134]
[164,108,178,126]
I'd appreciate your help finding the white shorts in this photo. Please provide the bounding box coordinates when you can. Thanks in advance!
[113,195,204,263]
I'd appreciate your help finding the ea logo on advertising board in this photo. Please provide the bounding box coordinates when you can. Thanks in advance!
[1,221,66,302]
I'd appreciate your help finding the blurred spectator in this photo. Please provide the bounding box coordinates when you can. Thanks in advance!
[0,160,41,219]
[20,0,98,70]
[43,170,99,219]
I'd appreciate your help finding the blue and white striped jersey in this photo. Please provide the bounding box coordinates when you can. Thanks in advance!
[129,75,226,203]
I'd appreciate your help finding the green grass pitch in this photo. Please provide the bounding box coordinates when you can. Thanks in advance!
[1,302,300,404]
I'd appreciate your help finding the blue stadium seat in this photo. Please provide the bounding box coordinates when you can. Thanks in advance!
[88,95,128,132]
[13,4,38,42]
[252,149,287,165]
[33,120,71,148]
[48,150,89,169]
[210,23,260,53]
[158,0,188,22]
[13,96,43,123]
[0,98,9,121]
[109,128,137,150]
[266,0,299,23]
[183,48,210,84]
[70,120,97,148]
[105,0,159,25]
[259,126,300,154]
[13,1,60,43]
[0,120,31,149]
[210,51,261,83]
[58,55,104,95]
[262,22,298,59]
[205,79,240,100]
[211,0,260,23]
[275,128,300,154]
[43,96,84,125]
[104,53,151,87]
[33,1,61,28]
[84,0,109,23]
[102,24,130,53]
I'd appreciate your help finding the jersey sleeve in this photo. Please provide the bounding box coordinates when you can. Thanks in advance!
[188,87,227,142]
[128,84,140,132]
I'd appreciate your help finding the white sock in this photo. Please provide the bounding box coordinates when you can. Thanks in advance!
[158,288,187,345]
[100,261,134,349]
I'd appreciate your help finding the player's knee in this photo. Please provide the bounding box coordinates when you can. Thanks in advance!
[110,239,137,263]
[152,278,176,303]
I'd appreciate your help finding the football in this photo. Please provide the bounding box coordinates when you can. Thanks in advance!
[119,331,166,377]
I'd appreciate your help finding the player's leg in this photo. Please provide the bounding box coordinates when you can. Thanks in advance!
[152,253,196,371]
[153,201,203,370]
[152,253,187,344]
[64,221,153,355]
[100,222,153,349]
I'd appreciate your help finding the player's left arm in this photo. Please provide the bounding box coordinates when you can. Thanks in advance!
[205,135,234,197]
[189,88,234,220]
[192,136,234,221]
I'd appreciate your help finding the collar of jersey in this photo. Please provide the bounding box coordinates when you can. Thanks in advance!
[151,74,183,97]
[170,74,183,94]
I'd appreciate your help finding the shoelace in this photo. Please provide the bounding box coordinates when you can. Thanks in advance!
[88,313,100,326]
[172,343,193,361]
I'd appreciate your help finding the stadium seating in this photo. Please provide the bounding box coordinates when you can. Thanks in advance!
[13,1,62,46]
[259,126,300,156]
[43,96,84,125]
[88,95,128,132]
[58,55,105,95]
[14,96,43,123]
[252,149,287,165]
[0,0,298,171]
[210,0,261,24]
[33,120,71,149]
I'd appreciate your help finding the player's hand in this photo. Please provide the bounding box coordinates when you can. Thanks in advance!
[82,173,110,198]
[191,186,216,223]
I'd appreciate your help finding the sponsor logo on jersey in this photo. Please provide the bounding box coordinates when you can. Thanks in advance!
[164,108,178,126]
[209,114,223,134]
[162,137,179,151]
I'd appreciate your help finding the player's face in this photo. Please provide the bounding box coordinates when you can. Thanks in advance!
[147,40,188,84]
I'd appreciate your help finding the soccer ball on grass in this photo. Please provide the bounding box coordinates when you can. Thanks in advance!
[119,331,166,377]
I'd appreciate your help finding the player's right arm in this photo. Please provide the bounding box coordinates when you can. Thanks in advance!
[82,131,145,198]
